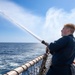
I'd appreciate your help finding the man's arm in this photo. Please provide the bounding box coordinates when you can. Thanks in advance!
[48,36,69,53]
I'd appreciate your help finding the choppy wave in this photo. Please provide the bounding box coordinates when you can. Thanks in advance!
[0,43,45,74]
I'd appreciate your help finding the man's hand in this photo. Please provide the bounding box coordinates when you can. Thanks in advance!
[46,47,50,53]
[41,40,50,53]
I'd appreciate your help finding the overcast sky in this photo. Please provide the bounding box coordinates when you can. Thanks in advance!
[0,0,75,43]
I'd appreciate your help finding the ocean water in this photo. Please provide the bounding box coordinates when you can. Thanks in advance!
[0,43,45,74]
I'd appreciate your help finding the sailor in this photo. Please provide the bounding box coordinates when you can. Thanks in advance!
[46,23,75,75]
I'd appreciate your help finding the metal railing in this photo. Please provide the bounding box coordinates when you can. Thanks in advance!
[4,55,44,75]
[3,54,75,75]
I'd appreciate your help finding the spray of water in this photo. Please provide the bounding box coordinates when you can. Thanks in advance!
[0,10,43,42]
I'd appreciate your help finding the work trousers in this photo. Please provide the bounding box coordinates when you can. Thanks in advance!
[46,65,72,75]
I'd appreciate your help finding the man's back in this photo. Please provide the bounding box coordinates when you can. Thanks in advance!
[49,34,75,66]
[46,23,75,75]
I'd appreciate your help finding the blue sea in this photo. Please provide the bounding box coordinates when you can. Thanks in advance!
[0,43,45,75]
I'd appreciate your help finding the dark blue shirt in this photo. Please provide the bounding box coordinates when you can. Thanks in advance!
[48,34,75,66]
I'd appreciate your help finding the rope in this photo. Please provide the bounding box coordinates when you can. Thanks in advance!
[38,52,49,75]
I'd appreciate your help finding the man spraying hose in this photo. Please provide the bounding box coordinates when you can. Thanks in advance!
[43,23,75,75]
[0,11,75,75]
